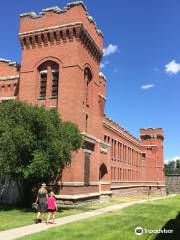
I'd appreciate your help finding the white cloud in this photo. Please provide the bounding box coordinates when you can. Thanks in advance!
[165,59,180,74]
[103,44,118,57]
[100,60,110,69]
[165,156,180,163]
[141,84,155,90]
[100,63,105,68]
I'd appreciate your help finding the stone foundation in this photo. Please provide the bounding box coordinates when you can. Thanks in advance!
[55,191,112,207]
[111,185,166,196]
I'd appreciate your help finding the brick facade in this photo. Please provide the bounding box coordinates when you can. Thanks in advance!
[0,2,165,204]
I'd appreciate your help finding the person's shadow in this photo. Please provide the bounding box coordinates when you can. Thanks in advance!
[155,212,180,240]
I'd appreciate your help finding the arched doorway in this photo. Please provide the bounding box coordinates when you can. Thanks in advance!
[99,163,108,193]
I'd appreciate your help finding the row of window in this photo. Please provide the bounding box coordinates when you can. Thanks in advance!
[104,135,145,165]
[111,167,141,181]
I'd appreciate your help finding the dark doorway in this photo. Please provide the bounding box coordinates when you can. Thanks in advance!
[99,163,108,181]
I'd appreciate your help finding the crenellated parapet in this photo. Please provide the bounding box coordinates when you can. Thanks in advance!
[99,72,106,81]
[0,58,19,68]
[140,128,164,141]
[103,115,140,145]
[19,2,103,63]
[0,58,20,77]
[19,2,103,37]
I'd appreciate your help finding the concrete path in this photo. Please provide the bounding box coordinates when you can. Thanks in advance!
[0,195,176,240]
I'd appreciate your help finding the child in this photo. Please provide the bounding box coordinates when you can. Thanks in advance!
[47,191,57,224]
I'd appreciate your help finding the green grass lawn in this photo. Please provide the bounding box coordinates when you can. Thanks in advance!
[17,195,180,240]
[0,194,160,231]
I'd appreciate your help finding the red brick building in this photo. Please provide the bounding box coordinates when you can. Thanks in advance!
[0,2,165,204]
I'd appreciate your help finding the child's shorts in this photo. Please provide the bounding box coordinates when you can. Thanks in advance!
[48,209,56,212]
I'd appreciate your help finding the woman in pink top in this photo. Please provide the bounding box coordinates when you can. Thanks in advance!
[47,191,57,224]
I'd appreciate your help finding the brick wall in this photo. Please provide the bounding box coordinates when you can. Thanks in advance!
[0,60,20,100]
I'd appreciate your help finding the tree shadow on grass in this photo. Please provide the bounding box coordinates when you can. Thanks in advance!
[154,212,180,240]
[0,204,35,213]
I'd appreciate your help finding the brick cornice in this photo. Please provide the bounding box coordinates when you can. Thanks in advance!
[19,22,103,63]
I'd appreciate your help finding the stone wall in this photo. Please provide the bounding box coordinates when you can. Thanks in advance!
[165,174,180,193]
[0,176,20,204]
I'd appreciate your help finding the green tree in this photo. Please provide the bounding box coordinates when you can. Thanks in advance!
[164,161,176,174]
[0,100,82,203]
[175,159,180,174]
[164,159,180,174]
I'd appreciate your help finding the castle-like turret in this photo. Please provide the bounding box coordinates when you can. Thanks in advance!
[140,128,164,183]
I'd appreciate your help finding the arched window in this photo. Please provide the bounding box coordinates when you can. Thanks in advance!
[38,61,59,98]
[84,67,92,106]
[38,65,47,98]
[51,69,59,97]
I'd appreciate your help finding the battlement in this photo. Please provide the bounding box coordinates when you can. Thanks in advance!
[0,58,19,67]
[19,2,103,63]
[140,128,164,140]
[103,115,140,144]
[99,72,106,81]
[0,58,20,77]
[19,2,103,48]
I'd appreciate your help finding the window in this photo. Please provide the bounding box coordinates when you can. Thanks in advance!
[117,142,119,161]
[114,140,116,161]
[51,69,59,97]
[84,152,91,186]
[84,67,92,106]
[38,61,59,99]
[39,71,47,98]
[83,141,95,151]
[114,167,116,180]
[142,153,146,159]
[111,139,114,160]
[119,143,122,161]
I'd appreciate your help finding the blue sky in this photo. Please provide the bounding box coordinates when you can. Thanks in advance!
[0,0,180,161]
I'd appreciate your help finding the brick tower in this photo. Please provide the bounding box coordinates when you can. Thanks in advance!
[18,2,110,203]
[140,128,165,183]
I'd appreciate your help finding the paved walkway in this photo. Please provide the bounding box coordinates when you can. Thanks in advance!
[0,195,176,240]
